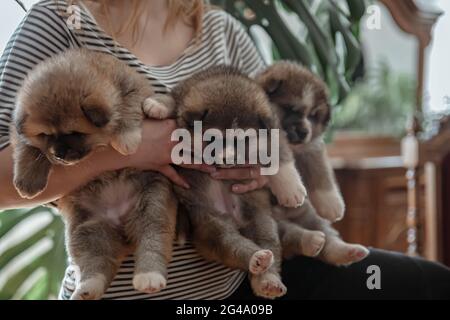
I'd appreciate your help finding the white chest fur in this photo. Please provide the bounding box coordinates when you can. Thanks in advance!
[207,180,243,225]
[80,180,138,226]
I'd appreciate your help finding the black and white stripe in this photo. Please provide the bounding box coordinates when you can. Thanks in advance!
[0,0,265,300]
[59,243,246,300]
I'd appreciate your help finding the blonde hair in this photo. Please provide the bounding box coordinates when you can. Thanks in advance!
[66,0,206,43]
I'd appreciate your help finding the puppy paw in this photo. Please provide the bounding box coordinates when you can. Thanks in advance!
[270,163,307,208]
[282,183,307,208]
[322,241,369,266]
[251,273,287,299]
[143,97,171,120]
[249,250,274,275]
[133,271,167,294]
[14,176,46,199]
[71,274,106,300]
[310,190,345,222]
[301,231,326,257]
[271,179,307,208]
[111,128,142,155]
[345,245,370,264]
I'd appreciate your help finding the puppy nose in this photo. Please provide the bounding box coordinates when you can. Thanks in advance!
[288,127,309,143]
[54,147,67,160]
[296,129,309,140]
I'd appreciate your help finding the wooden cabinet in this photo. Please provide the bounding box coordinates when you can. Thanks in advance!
[333,166,409,253]
[327,135,422,254]
[327,133,441,262]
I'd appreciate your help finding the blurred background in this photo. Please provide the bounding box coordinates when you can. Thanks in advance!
[1,0,449,299]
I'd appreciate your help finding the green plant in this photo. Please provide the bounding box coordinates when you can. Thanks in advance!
[331,61,416,137]
[0,207,66,299]
[211,0,368,103]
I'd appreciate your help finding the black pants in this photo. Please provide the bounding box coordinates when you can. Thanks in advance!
[228,249,450,299]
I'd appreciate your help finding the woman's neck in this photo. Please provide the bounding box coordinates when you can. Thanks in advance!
[81,0,196,67]
[83,0,168,28]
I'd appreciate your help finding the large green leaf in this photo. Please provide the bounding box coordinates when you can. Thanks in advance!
[0,207,66,300]
[211,0,367,103]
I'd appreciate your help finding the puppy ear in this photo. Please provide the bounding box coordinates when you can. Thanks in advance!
[310,102,331,128]
[322,103,331,126]
[183,110,209,128]
[262,78,283,96]
[81,104,111,128]
[13,142,51,199]
[259,115,276,130]
[14,111,28,136]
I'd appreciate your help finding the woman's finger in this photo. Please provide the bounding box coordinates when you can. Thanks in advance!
[231,180,259,193]
[178,163,217,173]
[159,165,190,189]
[211,167,260,180]
[231,176,269,194]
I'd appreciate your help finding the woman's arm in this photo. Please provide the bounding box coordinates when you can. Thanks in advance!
[0,145,121,209]
[0,119,199,210]
[0,6,198,209]
[0,4,73,208]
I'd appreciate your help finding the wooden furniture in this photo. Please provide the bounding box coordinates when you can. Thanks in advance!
[334,163,410,252]
[442,149,450,266]
[313,1,448,263]
[327,135,410,253]
[331,0,443,260]
[419,116,450,263]
[327,119,450,264]
[378,0,442,258]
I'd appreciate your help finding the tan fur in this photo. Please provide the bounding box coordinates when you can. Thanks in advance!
[149,66,295,299]
[11,49,177,299]
[257,61,369,266]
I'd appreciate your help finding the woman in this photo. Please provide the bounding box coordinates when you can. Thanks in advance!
[0,0,449,300]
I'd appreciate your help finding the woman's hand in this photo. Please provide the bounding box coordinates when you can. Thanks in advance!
[123,119,265,192]
[211,166,269,194]
[123,119,214,188]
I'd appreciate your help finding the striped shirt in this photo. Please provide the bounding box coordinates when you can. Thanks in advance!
[0,0,265,299]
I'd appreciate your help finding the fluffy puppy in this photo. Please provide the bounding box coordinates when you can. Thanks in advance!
[257,61,369,265]
[11,49,177,299]
[150,66,309,299]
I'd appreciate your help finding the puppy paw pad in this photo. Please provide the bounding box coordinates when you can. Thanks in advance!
[71,276,106,300]
[348,245,369,261]
[252,274,287,299]
[261,280,286,298]
[275,183,307,208]
[249,250,274,275]
[327,244,369,266]
[133,272,167,294]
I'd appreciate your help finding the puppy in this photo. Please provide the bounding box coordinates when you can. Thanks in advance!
[257,61,369,265]
[149,66,309,299]
[11,49,177,299]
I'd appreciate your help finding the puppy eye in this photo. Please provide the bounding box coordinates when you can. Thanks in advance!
[186,120,196,129]
[37,133,49,138]
[308,111,320,121]
[282,104,295,110]
[184,110,209,128]
[67,131,85,137]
